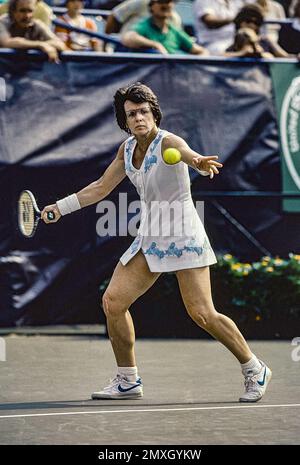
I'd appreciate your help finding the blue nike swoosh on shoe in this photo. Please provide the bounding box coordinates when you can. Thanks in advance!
[117,384,141,393]
[257,367,267,386]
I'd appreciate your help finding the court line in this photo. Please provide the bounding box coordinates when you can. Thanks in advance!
[0,403,300,419]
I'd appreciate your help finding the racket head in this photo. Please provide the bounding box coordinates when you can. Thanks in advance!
[18,190,40,238]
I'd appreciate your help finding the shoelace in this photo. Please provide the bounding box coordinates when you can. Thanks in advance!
[103,374,122,391]
[244,375,258,392]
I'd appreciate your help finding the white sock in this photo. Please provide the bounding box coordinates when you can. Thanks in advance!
[118,366,138,382]
[241,354,262,376]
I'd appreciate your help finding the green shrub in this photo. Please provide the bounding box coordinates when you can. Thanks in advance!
[99,253,300,338]
[211,253,300,322]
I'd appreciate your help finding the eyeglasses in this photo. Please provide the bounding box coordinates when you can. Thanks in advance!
[125,107,151,119]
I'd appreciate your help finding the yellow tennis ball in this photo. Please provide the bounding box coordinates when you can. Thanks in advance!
[163,148,181,165]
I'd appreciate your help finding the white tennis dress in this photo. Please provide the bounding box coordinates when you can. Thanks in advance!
[120,129,217,272]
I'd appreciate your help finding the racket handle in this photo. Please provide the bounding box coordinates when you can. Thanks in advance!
[47,211,55,221]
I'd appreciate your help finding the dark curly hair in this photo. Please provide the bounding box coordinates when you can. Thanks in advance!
[113,82,162,134]
[234,3,264,30]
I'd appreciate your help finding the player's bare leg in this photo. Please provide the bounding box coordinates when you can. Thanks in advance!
[176,266,252,361]
[103,251,160,366]
[92,251,160,399]
[176,266,272,401]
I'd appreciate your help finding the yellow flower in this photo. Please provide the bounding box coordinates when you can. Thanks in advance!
[274,258,283,265]
[255,315,261,321]
[244,263,252,269]
[294,254,300,261]
[231,263,242,270]
[224,254,233,260]
[261,261,268,266]
[243,270,249,276]
[266,266,274,272]
[262,256,271,262]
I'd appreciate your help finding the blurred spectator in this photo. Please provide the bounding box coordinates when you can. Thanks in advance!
[279,0,300,52]
[288,0,298,15]
[193,0,247,55]
[122,0,208,54]
[224,25,274,55]
[265,0,296,15]
[253,0,285,42]
[0,0,66,61]
[105,0,182,34]
[0,0,53,26]
[55,0,102,50]
[225,3,289,56]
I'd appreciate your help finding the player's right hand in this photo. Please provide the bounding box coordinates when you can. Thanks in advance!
[42,204,61,224]
[153,42,168,54]
[39,43,60,63]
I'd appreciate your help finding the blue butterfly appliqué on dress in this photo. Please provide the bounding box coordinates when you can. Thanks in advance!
[125,137,135,173]
[130,237,140,254]
[144,154,157,173]
[143,131,163,173]
[144,240,204,260]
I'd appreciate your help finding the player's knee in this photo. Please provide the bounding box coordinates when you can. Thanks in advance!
[102,291,125,319]
[187,303,218,329]
[102,292,115,317]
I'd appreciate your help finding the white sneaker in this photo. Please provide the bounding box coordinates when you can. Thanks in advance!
[239,361,272,402]
[91,375,143,400]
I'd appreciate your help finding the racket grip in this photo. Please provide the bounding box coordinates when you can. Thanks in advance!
[47,211,55,221]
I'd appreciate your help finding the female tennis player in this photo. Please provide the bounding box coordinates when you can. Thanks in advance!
[42,82,271,402]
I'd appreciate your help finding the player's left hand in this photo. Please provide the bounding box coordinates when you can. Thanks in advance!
[193,155,223,179]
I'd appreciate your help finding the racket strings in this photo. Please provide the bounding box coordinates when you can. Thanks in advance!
[18,193,36,237]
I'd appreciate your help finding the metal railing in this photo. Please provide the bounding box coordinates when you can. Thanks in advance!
[0,47,298,63]
[52,18,122,45]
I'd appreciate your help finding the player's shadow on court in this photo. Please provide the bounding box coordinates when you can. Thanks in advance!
[0,399,239,411]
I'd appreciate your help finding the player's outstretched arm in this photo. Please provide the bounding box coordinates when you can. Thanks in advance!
[42,144,126,223]
[76,143,126,208]
[162,134,223,179]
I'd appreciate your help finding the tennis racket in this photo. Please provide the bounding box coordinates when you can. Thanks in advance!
[18,190,56,238]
